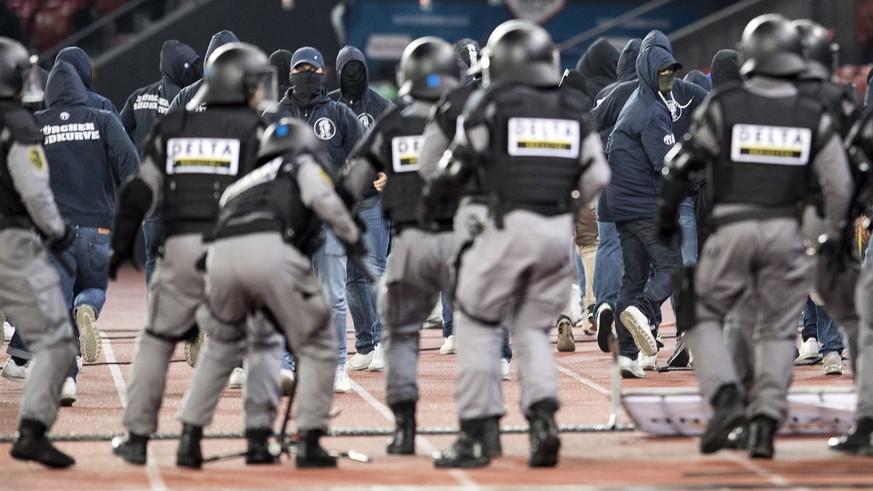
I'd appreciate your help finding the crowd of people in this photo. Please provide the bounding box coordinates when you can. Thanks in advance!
[0,9,872,473]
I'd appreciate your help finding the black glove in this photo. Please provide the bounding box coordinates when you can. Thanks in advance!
[343,236,368,260]
[819,236,848,274]
[656,217,678,245]
[46,225,74,252]
[108,245,139,280]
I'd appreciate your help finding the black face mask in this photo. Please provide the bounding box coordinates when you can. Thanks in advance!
[340,61,367,100]
[290,71,325,106]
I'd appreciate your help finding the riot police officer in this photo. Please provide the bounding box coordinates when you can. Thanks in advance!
[657,14,852,459]
[175,118,362,469]
[341,36,462,456]
[109,42,275,465]
[423,20,610,468]
[0,37,76,468]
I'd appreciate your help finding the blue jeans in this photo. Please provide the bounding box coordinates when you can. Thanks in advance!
[576,251,586,314]
[143,202,164,286]
[614,218,682,358]
[8,226,110,380]
[593,219,622,313]
[311,228,349,366]
[346,196,389,354]
[802,296,845,354]
[678,197,698,266]
[441,292,453,337]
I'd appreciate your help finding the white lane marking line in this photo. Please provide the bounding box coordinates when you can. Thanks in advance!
[102,331,167,491]
[556,361,611,396]
[725,450,791,487]
[348,377,479,488]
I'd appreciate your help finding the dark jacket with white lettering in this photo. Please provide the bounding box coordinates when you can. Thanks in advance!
[169,30,238,113]
[599,30,677,223]
[263,89,364,174]
[35,61,140,229]
[55,46,118,116]
[120,40,201,152]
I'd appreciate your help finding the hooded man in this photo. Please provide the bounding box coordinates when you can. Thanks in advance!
[269,49,293,99]
[55,46,117,115]
[328,45,393,373]
[168,29,239,112]
[710,49,742,89]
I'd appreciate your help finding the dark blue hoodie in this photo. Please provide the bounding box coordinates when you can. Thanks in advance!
[35,61,140,229]
[169,30,239,112]
[599,30,680,223]
[328,46,393,130]
[55,47,118,115]
[590,38,642,148]
[120,40,201,152]
[575,38,619,111]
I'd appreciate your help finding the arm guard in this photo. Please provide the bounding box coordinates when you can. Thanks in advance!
[657,135,709,241]
[419,143,475,228]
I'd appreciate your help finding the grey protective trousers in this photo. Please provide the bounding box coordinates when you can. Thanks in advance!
[454,210,574,420]
[379,228,455,407]
[0,229,75,427]
[685,218,814,424]
[179,233,336,432]
[852,261,873,419]
[123,233,206,436]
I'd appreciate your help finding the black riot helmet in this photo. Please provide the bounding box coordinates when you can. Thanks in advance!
[792,19,836,79]
[739,14,806,78]
[258,117,324,162]
[481,20,560,87]
[396,36,460,101]
[0,37,32,99]
[189,42,276,108]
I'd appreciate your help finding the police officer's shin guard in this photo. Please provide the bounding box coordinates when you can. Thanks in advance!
[700,384,746,454]
[829,417,873,454]
[176,423,203,468]
[747,415,777,459]
[433,418,490,468]
[483,415,502,457]
[527,400,560,467]
[245,428,278,465]
[296,429,337,468]
[387,401,416,455]
[112,431,149,465]
[10,419,75,468]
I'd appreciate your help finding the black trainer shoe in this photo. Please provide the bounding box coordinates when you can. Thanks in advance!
[434,419,489,468]
[387,401,416,455]
[10,419,75,468]
[700,384,746,454]
[112,432,149,465]
[527,400,560,467]
[483,415,502,457]
[245,428,278,464]
[176,423,203,468]
[829,417,873,454]
[296,429,337,468]
[596,304,615,353]
[748,415,777,459]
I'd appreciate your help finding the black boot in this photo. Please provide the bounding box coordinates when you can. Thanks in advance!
[246,428,278,465]
[829,417,873,454]
[748,415,777,459]
[176,423,203,469]
[296,429,337,468]
[700,384,746,454]
[483,415,502,457]
[433,418,490,468]
[527,399,560,467]
[725,423,750,450]
[10,419,75,468]
[387,401,416,455]
[112,431,149,465]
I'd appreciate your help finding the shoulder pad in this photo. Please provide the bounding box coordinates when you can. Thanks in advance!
[1,105,44,144]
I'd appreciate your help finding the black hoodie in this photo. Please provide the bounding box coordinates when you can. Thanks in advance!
[55,46,118,115]
[575,38,619,110]
[328,45,393,130]
[168,30,239,112]
[269,49,293,99]
[120,40,201,151]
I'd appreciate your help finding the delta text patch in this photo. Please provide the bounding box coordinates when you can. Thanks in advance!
[730,124,812,165]
[166,138,241,175]
[507,118,580,159]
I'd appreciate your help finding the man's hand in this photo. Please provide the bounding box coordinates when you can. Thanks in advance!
[47,225,74,252]
[373,172,387,192]
[108,247,138,280]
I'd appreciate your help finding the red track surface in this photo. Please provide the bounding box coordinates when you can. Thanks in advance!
[0,269,865,490]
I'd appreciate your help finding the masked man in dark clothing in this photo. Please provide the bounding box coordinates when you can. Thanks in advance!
[55,47,117,115]
[328,45,393,372]
[169,29,239,113]
[120,39,201,284]
[262,46,365,393]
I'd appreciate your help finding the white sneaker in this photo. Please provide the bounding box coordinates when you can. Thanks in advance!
[440,334,456,355]
[618,355,645,379]
[620,306,658,357]
[1,358,31,381]
[2,320,13,342]
[368,343,385,371]
[227,367,245,389]
[334,365,351,393]
[346,350,375,371]
[280,368,295,396]
[823,351,843,375]
[501,358,511,381]
[76,356,83,371]
[60,377,76,406]
[797,338,820,361]
[638,352,657,371]
[76,305,101,363]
